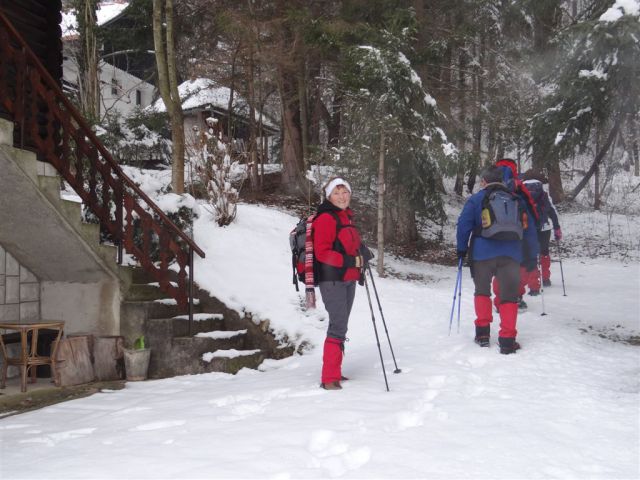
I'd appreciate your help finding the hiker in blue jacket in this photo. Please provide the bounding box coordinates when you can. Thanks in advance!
[456,166,539,354]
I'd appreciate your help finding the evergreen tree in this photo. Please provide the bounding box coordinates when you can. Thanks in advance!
[530,0,640,201]
[337,26,454,244]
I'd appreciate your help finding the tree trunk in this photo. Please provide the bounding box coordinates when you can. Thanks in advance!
[454,45,467,196]
[631,116,639,176]
[467,34,484,194]
[277,66,306,195]
[566,116,623,201]
[594,164,601,210]
[227,44,240,142]
[76,0,99,122]
[391,193,418,245]
[308,61,322,147]
[377,130,385,278]
[298,58,309,165]
[247,40,259,192]
[153,0,185,194]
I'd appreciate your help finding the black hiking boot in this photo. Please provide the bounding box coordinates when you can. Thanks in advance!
[499,337,521,355]
[518,297,528,309]
[529,290,540,296]
[543,279,552,287]
[474,326,490,348]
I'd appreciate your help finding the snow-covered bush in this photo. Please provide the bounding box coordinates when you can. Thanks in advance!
[97,109,171,168]
[187,118,239,226]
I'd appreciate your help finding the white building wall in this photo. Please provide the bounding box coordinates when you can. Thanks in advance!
[63,58,156,119]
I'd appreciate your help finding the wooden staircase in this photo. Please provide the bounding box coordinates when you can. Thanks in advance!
[0,10,204,312]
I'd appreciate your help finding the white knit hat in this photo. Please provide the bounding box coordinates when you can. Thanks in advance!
[324,178,352,198]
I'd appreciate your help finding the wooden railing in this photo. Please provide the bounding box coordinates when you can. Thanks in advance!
[0,11,205,310]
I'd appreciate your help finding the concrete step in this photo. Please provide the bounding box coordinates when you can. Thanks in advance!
[125,283,171,302]
[173,331,246,354]
[120,300,200,347]
[130,267,154,284]
[201,349,266,375]
[95,243,118,265]
[170,313,224,336]
[77,221,102,245]
[38,174,64,204]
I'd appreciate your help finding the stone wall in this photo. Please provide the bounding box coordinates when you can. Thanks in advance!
[0,245,40,323]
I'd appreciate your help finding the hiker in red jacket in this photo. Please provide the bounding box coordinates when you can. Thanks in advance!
[492,158,540,310]
[314,177,365,390]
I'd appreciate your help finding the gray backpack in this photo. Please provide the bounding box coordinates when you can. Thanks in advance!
[479,188,525,241]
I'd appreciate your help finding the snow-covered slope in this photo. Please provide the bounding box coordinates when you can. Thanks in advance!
[1,200,638,479]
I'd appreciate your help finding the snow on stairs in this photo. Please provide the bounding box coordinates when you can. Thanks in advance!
[122,274,295,379]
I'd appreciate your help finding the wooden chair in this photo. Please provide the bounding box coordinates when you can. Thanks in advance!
[0,322,64,393]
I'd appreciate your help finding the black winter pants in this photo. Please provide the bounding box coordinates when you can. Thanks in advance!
[538,229,551,256]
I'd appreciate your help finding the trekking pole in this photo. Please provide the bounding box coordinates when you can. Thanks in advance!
[557,240,567,296]
[363,272,390,391]
[366,264,401,374]
[448,258,463,335]
[537,255,547,316]
[456,263,462,334]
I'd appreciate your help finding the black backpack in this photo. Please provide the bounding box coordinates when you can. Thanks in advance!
[289,212,342,291]
[479,188,526,241]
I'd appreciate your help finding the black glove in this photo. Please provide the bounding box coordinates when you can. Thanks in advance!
[343,254,364,269]
[359,245,374,263]
[457,250,467,260]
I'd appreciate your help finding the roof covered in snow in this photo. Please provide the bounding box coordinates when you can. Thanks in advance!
[148,78,278,131]
[62,1,129,39]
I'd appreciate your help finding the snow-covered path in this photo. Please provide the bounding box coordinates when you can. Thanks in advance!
[0,205,638,479]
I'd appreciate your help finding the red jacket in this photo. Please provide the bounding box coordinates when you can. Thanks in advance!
[313,201,362,282]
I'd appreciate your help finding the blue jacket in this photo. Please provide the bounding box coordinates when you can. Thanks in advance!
[456,186,539,263]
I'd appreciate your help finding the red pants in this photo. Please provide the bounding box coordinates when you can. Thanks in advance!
[321,337,343,383]
[525,255,551,291]
[474,295,518,338]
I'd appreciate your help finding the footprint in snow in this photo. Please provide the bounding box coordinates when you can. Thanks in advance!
[129,420,186,431]
[308,429,371,477]
[111,406,152,416]
[19,428,96,447]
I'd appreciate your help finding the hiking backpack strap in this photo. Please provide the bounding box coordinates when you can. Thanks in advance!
[304,214,316,291]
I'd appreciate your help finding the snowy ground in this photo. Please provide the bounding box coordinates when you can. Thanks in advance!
[1,201,638,479]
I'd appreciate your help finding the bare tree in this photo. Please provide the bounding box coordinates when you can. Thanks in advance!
[74,0,99,121]
[152,0,185,194]
[376,130,386,278]
[566,115,623,201]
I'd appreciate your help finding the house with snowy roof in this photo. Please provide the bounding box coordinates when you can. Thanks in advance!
[147,78,279,162]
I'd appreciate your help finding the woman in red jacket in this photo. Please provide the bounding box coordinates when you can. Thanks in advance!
[314,177,365,390]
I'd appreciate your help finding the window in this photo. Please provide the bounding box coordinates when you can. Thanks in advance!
[111,78,118,95]
[136,89,142,106]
